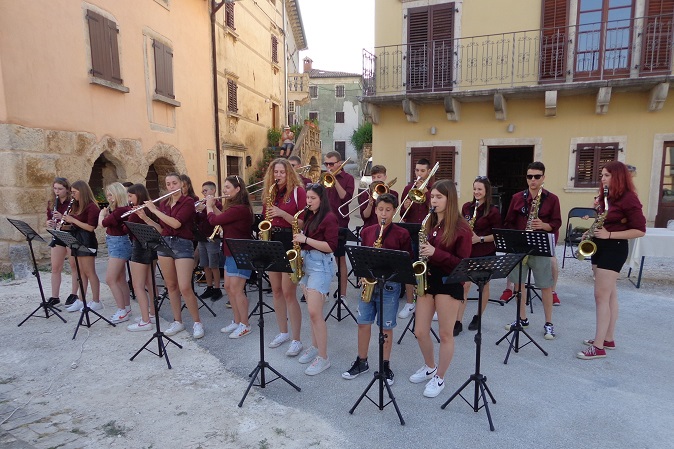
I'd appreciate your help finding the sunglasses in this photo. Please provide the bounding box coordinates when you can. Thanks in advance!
[324,162,337,167]
[526,174,543,180]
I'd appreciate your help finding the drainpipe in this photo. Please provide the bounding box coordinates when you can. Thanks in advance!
[282,2,288,127]
[211,1,227,194]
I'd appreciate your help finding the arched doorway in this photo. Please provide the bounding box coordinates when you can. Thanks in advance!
[146,157,176,198]
[90,153,124,201]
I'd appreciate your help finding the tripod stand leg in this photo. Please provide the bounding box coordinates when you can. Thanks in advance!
[383,377,405,425]
[478,379,496,431]
[239,364,262,407]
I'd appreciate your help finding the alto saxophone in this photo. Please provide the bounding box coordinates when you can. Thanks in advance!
[287,206,309,284]
[258,180,277,241]
[468,200,479,230]
[576,186,609,260]
[523,184,543,264]
[361,219,385,303]
[412,207,434,297]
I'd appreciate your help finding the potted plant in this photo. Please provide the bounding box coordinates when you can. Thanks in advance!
[267,127,282,148]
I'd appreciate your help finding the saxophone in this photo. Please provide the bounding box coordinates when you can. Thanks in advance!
[258,180,277,241]
[361,219,385,303]
[525,184,544,231]
[287,206,309,284]
[412,207,434,297]
[468,200,479,230]
[576,186,609,260]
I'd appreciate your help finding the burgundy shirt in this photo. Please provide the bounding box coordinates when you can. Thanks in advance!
[427,220,473,275]
[47,198,71,220]
[262,185,307,228]
[504,189,562,242]
[195,199,222,241]
[301,211,339,253]
[157,195,195,240]
[360,222,413,258]
[400,181,433,223]
[359,189,400,228]
[600,190,646,233]
[326,171,355,228]
[102,206,132,236]
[70,202,100,230]
[300,175,312,186]
[462,202,502,257]
[207,204,254,256]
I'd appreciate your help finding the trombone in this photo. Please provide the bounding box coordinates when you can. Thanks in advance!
[337,177,397,218]
[394,162,440,222]
[321,157,351,187]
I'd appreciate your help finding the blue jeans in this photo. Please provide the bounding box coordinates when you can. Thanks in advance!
[357,281,400,329]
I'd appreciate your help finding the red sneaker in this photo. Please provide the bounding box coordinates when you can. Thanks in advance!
[500,289,513,301]
[577,345,606,360]
[583,339,616,350]
[552,291,560,306]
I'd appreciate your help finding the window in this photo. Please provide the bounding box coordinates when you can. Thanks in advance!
[335,85,345,98]
[573,143,619,187]
[288,101,295,113]
[153,40,174,99]
[334,141,346,160]
[309,111,319,121]
[226,155,241,176]
[410,146,456,182]
[335,111,345,123]
[309,85,318,98]
[227,79,238,113]
[86,10,122,84]
[271,35,279,64]
[641,0,674,75]
[225,3,235,29]
[406,3,455,92]
[540,0,568,81]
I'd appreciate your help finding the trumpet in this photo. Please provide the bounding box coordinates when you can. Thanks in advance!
[321,157,351,188]
[395,162,440,221]
[120,189,181,218]
[195,195,228,208]
[208,225,223,242]
[338,177,397,218]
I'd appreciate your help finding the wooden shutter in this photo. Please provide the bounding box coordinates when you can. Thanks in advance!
[407,4,454,92]
[153,41,175,98]
[106,18,122,84]
[227,79,238,113]
[539,0,568,81]
[410,146,456,182]
[271,35,278,63]
[641,0,674,75]
[430,4,454,90]
[574,143,619,187]
[335,111,345,123]
[87,11,106,78]
[225,3,235,29]
[407,7,430,91]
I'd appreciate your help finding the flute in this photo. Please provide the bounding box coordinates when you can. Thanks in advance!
[120,189,181,218]
[195,195,228,207]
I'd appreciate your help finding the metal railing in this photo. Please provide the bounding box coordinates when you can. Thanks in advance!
[363,14,673,97]
[288,73,310,94]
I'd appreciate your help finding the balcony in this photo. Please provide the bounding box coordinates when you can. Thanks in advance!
[288,72,310,105]
[362,14,673,102]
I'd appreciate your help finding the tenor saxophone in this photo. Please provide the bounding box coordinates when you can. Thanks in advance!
[258,180,277,241]
[412,207,435,297]
[287,206,309,284]
[361,219,385,303]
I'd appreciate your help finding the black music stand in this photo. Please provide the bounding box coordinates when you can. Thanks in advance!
[8,219,66,326]
[126,222,183,369]
[346,246,415,425]
[493,229,551,363]
[325,227,358,323]
[48,230,116,339]
[440,253,524,431]
[226,238,301,407]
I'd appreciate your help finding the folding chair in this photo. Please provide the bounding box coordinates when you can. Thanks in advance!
[562,207,597,268]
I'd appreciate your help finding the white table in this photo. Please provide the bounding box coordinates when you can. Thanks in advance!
[627,228,674,288]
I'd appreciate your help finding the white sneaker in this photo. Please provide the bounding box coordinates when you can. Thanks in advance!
[193,322,205,339]
[398,303,415,319]
[432,312,438,321]
[298,346,319,364]
[65,299,83,312]
[88,301,103,311]
[135,315,156,324]
[286,340,304,357]
[269,332,290,348]
[423,375,445,398]
[229,323,251,339]
[221,321,239,333]
[164,321,185,336]
[110,309,131,324]
[409,364,437,384]
[127,320,154,332]
[304,356,331,376]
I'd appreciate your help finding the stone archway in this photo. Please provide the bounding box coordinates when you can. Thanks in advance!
[79,135,145,185]
[145,143,187,197]
[89,152,127,199]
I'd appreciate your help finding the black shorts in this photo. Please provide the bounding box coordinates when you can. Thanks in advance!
[70,229,98,257]
[272,227,293,252]
[131,239,157,265]
[425,265,464,299]
[591,238,628,273]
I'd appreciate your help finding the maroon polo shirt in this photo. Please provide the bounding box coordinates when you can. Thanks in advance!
[326,171,355,228]
[427,220,473,275]
[195,199,222,241]
[102,206,132,236]
[360,222,413,258]
[157,195,195,240]
[504,189,562,242]
[207,204,254,256]
[47,198,71,220]
[300,175,312,186]
[601,190,646,233]
[301,211,339,253]
[461,202,502,257]
[400,181,433,223]
[359,189,400,228]
[70,202,100,230]
[262,185,307,228]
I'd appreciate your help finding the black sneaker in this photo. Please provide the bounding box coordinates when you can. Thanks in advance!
[453,320,463,337]
[468,314,479,331]
[384,364,395,386]
[225,300,232,308]
[47,297,60,306]
[64,294,78,306]
[198,286,214,300]
[341,357,369,380]
[210,288,223,301]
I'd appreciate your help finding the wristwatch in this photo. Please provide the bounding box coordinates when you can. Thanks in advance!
[480,237,485,244]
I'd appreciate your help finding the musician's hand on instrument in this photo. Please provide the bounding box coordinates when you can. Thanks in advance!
[47,219,55,228]
[403,198,412,209]
[144,200,158,213]
[196,202,206,212]
[530,218,545,230]
[292,232,305,244]
[594,227,610,240]
[52,211,62,221]
[419,243,435,257]
[62,214,73,224]
[100,207,109,218]
[135,208,147,220]
[471,233,481,244]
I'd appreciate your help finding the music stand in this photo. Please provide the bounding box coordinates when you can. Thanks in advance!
[325,227,358,323]
[492,229,552,363]
[440,253,524,431]
[48,230,116,339]
[345,246,415,425]
[8,219,67,326]
[226,238,301,407]
[125,222,183,369]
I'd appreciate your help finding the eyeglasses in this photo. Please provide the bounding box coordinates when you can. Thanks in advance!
[324,162,337,167]
[526,174,543,180]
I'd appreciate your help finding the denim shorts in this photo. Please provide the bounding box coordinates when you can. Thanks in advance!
[299,250,335,295]
[225,256,252,279]
[156,236,194,259]
[198,240,221,268]
[106,234,132,260]
[357,281,400,329]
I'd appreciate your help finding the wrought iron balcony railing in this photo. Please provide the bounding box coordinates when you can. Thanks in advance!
[363,14,673,97]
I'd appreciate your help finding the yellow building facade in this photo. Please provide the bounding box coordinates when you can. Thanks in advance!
[363,0,674,228]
